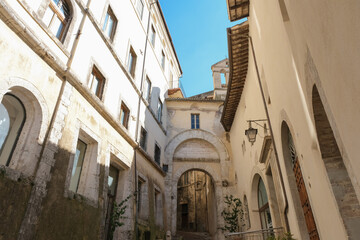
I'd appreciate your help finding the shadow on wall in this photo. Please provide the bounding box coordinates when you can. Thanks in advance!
[0,139,136,240]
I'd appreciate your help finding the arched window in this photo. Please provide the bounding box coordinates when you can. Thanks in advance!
[258,178,272,229]
[42,0,71,42]
[0,94,26,166]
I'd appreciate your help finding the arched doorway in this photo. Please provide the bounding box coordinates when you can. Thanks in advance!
[281,122,319,240]
[176,170,217,235]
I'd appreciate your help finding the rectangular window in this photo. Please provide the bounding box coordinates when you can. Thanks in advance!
[43,0,70,42]
[139,127,147,151]
[128,47,137,78]
[108,165,119,197]
[154,143,161,165]
[157,98,163,123]
[69,140,87,192]
[136,0,144,19]
[154,189,159,213]
[88,66,105,99]
[191,114,200,129]
[137,177,145,214]
[120,102,130,129]
[150,25,156,47]
[161,51,165,70]
[102,7,117,40]
[105,163,122,240]
[143,77,152,102]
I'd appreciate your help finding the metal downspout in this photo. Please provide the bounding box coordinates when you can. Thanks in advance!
[248,36,290,232]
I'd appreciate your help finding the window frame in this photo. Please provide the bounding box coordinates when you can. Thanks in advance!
[137,176,146,217]
[143,76,152,103]
[42,0,71,42]
[139,127,147,151]
[161,50,166,70]
[191,113,200,129]
[0,94,26,167]
[128,47,137,78]
[102,7,117,41]
[150,25,156,47]
[69,139,87,193]
[120,102,130,129]
[157,98,163,123]
[88,66,105,99]
[154,143,161,165]
[136,0,144,19]
[258,178,272,230]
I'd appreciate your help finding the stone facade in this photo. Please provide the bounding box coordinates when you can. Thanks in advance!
[223,0,360,239]
[1,0,360,240]
[0,0,181,239]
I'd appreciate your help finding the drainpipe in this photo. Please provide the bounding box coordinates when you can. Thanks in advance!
[18,1,92,238]
[248,36,290,232]
[133,1,158,239]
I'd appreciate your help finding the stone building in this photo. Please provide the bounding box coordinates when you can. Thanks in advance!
[165,59,233,240]
[222,0,360,239]
[0,0,181,239]
[1,0,360,240]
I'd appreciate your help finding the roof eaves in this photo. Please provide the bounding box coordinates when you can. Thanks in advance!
[226,0,250,22]
[220,22,250,132]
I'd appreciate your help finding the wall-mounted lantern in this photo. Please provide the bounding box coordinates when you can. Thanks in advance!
[245,126,258,144]
[245,119,268,145]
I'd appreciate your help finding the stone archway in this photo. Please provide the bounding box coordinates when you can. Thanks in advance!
[165,129,229,165]
[165,130,230,239]
[176,169,216,234]
[172,165,223,239]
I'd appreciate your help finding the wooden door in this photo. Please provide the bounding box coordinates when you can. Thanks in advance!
[293,158,320,240]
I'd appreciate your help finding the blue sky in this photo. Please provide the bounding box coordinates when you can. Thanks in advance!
[159,0,238,97]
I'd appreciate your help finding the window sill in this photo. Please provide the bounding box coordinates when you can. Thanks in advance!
[64,189,99,208]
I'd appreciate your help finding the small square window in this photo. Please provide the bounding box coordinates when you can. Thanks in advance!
[154,143,161,165]
[102,7,117,41]
[88,66,105,99]
[157,98,163,123]
[140,127,147,151]
[150,25,156,47]
[161,51,165,70]
[143,77,152,102]
[191,114,200,129]
[128,47,137,78]
[120,102,130,129]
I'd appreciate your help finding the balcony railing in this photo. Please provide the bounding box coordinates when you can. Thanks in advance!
[225,227,284,240]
